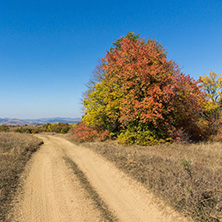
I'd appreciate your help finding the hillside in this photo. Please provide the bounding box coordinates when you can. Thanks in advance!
[0,117,81,126]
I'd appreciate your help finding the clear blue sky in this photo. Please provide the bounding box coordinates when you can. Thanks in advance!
[0,0,221,119]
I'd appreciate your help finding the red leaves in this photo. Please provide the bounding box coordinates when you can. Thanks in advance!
[102,36,206,140]
[72,122,110,142]
[82,33,207,144]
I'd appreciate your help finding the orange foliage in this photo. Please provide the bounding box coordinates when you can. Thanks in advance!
[72,122,110,142]
[102,36,206,141]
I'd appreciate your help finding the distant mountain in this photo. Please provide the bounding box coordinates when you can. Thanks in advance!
[0,117,81,125]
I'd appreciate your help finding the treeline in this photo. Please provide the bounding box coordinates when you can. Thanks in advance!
[0,123,73,134]
[71,33,222,145]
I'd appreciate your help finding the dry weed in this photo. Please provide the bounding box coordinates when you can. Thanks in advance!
[0,132,43,221]
[78,140,222,222]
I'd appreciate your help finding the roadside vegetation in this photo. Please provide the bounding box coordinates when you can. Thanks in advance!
[0,122,72,134]
[73,33,222,145]
[1,32,221,221]
[0,132,43,221]
[70,140,222,222]
[68,32,222,221]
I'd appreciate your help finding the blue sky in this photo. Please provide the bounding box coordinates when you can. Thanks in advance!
[0,0,221,119]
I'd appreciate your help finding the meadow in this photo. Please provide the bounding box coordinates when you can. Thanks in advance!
[0,129,221,221]
[77,139,222,222]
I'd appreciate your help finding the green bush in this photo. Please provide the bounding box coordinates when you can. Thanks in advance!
[0,125,9,132]
[118,124,171,146]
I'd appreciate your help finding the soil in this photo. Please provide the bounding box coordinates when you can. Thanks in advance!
[10,135,191,222]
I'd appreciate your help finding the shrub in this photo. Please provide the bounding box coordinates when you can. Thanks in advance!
[0,125,9,132]
[118,123,170,145]
[97,129,111,141]
[72,122,98,142]
[43,123,70,134]
[71,122,110,142]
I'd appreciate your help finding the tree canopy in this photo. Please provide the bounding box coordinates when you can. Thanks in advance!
[81,33,206,145]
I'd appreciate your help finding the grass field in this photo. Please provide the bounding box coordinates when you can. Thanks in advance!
[0,132,43,221]
[76,140,222,222]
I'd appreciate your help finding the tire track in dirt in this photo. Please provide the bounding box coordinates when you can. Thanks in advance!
[11,135,102,222]
[50,135,191,222]
[11,135,191,222]
[63,155,117,222]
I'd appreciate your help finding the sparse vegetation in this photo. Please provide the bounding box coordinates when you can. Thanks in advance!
[74,139,222,222]
[0,122,73,134]
[0,125,10,132]
[43,123,71,134]
[67,33,222,221]
[64,155,117,222]
[0,132,43,221]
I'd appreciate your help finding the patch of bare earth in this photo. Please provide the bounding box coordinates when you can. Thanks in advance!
[10,135,102,222]
[14,136,188,222]
[10,135,190,222]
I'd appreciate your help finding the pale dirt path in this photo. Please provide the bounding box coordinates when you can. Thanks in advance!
[12,135,191,222]
[11,135,101,222]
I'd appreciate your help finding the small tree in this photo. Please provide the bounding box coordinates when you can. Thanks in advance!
[200,70,222,136]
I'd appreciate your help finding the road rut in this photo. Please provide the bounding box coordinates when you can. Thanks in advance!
[11,135,190,222]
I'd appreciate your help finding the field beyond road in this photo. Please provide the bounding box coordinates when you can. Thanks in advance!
[79,140,222,222]
[10,135,189,222]
[0,132,43,222]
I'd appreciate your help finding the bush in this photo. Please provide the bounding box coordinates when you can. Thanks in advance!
[43,123,70,134]
[97,129,111,141]
[118,123,170,145]
[72,122,98,142]
[0,125,10,132]
[71,122,110,142]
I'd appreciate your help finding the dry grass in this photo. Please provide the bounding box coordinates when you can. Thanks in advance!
[75,139,222,222]
[64,156,117,222]
[0,132,43,221]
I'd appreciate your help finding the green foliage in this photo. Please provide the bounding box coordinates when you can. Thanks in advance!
[43,123,70,134]
[32,128,41,134]
[0,123,71,134]
[83,82,109,129]
[14,127,32,133]
[118,123,170,145]
[0,125,9,132]
[180,159,192,178]
[83,80,121,133]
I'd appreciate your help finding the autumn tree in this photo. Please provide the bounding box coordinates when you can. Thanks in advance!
[82,33,206,145]
[200,70,222,135]
[201,70,222,110]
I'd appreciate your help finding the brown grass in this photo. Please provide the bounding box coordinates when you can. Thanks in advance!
[71,138,222,222]
[0,132,43,221]
[64,155,117,222]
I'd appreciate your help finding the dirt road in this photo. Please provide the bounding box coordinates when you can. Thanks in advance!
[11,135,190,222]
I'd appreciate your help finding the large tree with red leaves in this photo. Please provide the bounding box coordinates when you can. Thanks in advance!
[83,33,206,144]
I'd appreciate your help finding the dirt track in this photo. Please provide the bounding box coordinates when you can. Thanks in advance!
[11,135,191,222]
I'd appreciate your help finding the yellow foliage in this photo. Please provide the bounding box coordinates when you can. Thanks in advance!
[201,70,222,111]
[83,79,121,131]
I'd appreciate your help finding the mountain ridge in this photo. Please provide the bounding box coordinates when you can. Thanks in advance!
[0,117,81,125]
